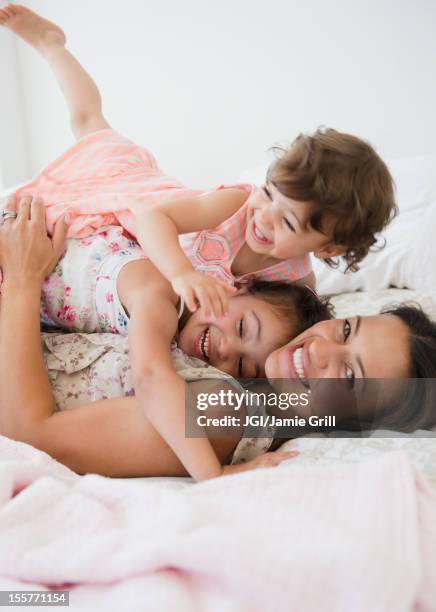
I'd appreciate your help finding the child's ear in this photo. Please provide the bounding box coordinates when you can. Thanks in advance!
[313,244,346,260]
[233,280,251,296]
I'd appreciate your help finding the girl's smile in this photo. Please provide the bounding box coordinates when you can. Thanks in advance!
[178,293,293,378]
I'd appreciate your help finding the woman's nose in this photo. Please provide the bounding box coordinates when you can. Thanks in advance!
[309,337,340,374]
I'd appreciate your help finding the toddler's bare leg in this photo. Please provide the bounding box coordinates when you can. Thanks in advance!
[0,4,110,140]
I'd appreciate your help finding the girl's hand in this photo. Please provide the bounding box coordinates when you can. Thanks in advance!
[171,269,237,318]
[221,450,299,476]
[0,195,68,286]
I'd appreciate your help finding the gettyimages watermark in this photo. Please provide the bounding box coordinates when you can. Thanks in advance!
[185,378,436,438]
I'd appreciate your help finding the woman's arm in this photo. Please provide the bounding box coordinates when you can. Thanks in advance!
[31,395,296,478]
[0,196,67,439]
[29,394,241,478]
[0,5,110,140]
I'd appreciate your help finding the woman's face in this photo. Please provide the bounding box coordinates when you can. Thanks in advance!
[178,294,292,378]
[265,314,412,420]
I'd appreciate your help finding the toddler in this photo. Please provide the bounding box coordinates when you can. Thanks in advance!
[1,6,396,318]
[0,5,389,480]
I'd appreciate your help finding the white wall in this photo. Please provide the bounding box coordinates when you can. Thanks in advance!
[2,0,436,189]
[0,20,29,188]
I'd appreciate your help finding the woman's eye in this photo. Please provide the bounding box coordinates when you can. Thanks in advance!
[239,318,244,337]
[343,319,351,341]
[262,185,272,199]
[283,217,295,232]
[345,364,355,390]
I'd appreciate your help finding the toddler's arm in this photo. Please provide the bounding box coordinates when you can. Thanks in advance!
[118,260,224,481]
[135,188,247,315]
[0,5,110,140]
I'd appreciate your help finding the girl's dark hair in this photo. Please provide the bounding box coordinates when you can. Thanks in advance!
[245,280,333,338]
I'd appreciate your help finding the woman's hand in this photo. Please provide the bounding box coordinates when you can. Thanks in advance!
[171,269,237,318]
[221,449,299,477]
[0,195,68,287]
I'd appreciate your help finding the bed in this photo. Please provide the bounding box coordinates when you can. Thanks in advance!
[1,155,436,611]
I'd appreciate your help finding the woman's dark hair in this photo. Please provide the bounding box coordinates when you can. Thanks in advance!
[245,280,333,338]
[363,304,436,432]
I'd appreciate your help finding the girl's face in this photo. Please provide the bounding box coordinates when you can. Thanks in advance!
[178,294,293,378]
[245,181,339,261]
[265,314,412,419]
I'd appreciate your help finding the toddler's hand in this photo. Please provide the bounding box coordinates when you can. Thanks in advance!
[221,450,299,476]
[171,270,237,318]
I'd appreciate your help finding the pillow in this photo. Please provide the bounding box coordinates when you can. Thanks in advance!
[329,287,436,321]
[238,156,436,295]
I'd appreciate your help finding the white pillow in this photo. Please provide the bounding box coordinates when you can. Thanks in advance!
[238,156,436,295]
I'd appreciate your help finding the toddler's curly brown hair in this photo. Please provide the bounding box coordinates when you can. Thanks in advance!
[268,127,397,271]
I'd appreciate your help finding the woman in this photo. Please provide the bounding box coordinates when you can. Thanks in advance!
[265,308,436,436]
[1,201,435,478]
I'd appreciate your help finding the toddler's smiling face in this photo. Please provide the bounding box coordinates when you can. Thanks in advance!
[245,182,342,262]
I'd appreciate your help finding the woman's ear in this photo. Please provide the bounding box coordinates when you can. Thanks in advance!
[313,243,346,260]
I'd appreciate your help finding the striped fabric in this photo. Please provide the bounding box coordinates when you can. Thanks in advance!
[180,193,312,284]
[16,129,311,284]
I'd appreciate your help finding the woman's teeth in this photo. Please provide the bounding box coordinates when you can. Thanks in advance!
[292,347,308,386]
[200,327,210,360]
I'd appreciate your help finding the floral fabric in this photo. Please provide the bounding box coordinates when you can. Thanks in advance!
[42,332,274,464]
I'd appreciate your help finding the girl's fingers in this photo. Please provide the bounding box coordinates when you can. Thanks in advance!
[184,288,197,313]
[218,286,230,315]
[212,287,226,319]
[274,451,300,463]
[221,282,237,294]
[213,290,226,318]
[195,287,210,316]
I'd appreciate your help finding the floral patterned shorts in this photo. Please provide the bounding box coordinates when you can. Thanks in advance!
[41,226,146,334]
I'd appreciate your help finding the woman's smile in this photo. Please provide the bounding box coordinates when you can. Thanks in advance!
[280,341,310,390]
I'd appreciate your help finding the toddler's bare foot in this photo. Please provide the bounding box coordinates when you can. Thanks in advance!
[0,4,65,54]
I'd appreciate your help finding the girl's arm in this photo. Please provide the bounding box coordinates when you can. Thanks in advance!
[135,188,247,316]
[0,5,110,140]
[118,260,228,481]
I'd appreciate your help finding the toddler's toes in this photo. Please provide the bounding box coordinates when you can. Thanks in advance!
[4,5,18,16]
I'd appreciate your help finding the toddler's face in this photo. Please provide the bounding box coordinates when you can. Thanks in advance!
[245,181,339,262]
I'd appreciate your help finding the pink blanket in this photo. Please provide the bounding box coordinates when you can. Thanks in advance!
[0,435,435,612]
